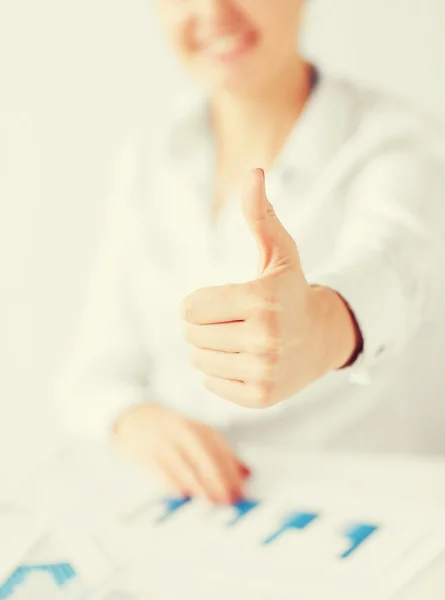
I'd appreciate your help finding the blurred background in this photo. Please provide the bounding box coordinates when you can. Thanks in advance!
[1,0,445,490]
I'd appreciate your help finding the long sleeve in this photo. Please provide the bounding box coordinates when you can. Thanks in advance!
[53,135,151,443]
[308,142,445,380]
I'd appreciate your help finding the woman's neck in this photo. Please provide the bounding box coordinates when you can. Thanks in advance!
[211,56,312,178]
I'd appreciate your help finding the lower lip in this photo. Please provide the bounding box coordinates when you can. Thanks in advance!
[202,33,257,64]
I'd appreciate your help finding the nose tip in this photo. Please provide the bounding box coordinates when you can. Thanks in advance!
[194,0,241,24]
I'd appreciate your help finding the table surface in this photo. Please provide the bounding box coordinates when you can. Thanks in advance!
[6,442,445,599]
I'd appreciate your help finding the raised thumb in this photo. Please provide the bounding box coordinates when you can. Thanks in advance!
[242,168,299,274]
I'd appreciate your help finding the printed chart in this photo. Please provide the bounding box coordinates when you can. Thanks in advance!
[0,529,113,600]
[104,485,445,599]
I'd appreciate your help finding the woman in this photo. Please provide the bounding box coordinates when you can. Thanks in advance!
[56,0,445,504]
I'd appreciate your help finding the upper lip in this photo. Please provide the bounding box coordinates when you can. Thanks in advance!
[198,31,252,47]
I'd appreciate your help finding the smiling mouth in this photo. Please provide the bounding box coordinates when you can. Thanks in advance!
[200,31,257,63]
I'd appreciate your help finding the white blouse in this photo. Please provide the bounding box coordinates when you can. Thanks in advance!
[55,73,445,453]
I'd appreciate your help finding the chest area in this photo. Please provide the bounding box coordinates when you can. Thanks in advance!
[141,167,349,304]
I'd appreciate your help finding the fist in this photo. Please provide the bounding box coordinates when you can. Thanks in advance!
[182,169,356,407]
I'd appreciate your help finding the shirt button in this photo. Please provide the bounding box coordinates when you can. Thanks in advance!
[281,167,297,186]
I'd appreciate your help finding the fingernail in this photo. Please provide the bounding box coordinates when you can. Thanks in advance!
[240,465,252,479]
[229,489,244,505]
[251,168,264,187]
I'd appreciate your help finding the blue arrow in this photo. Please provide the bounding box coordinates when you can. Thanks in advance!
[0,562,77,599]
[341,523,379,558]
[156,495,192,524]
[227,499,260,526]
[263,511,318,545]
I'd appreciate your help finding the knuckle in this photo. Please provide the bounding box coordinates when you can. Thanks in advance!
[265,340,282,365]
[181,301,195,323]
[253,382,274,408]
[181,290,202,324]
[244,279,260,301]
[256,300,279,321]
[249,333,281,358]
[249,285,279,321]
[245,281,275,309]
[247,332,268,354]
[256,279,279,305]
[256,307,280,337]
[252,356,275,385]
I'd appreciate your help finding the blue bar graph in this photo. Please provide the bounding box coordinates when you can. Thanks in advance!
[341,523,379,559]
[263,511,318,545]
[227,499,260,526]
[156,496,192,524]
[0,563,77,599]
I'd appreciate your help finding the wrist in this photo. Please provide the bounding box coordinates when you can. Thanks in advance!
[113,401,160,451]
[308,285,363,374]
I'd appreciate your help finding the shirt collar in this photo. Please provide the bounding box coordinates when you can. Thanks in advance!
[271,75,359,184]
[167,73,358,201]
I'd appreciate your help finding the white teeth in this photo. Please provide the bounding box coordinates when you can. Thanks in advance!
[207,35,244,56]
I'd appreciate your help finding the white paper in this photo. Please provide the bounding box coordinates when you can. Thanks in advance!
[0,510,44,583]
[0,527,115,600]
[99,484,445,600]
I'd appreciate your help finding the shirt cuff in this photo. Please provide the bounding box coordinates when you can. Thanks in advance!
[307,254,407,384]
[53,381,148,447]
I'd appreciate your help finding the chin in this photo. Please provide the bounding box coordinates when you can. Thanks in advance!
[200,67,263,97]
